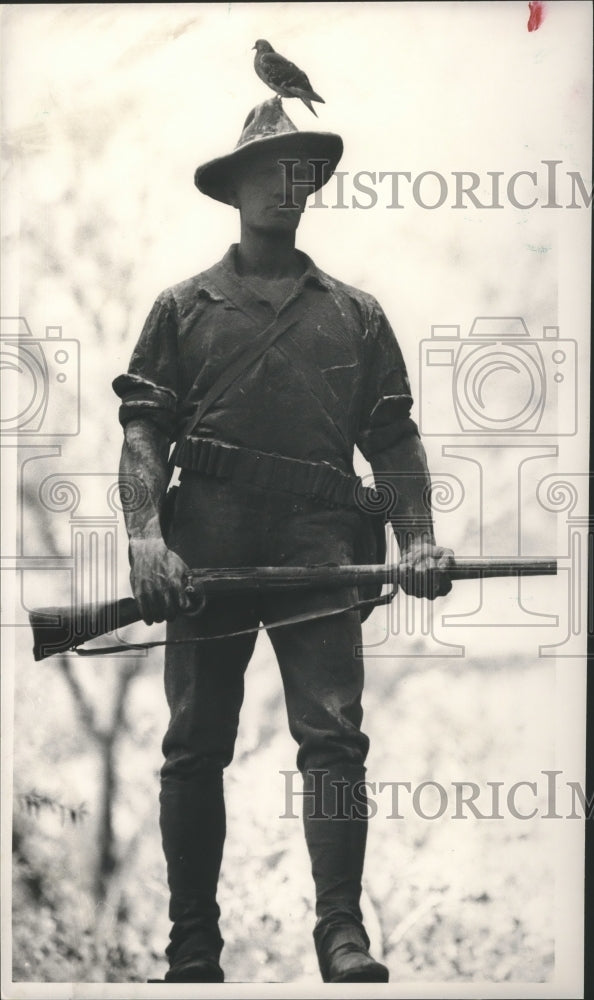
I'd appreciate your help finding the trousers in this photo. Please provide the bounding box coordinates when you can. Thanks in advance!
[160,472,371,965]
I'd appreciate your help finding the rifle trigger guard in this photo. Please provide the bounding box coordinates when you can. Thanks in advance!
[183,581,206,617]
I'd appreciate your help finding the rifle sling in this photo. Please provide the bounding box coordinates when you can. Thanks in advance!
[74,588,396,657]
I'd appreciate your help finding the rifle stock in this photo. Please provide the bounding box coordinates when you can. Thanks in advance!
[29,598,141,662]
[29,557,557,661]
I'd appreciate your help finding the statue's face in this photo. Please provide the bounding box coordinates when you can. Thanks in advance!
[230,150,316,232]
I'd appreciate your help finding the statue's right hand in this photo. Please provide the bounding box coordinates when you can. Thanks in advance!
[129,537,194,625]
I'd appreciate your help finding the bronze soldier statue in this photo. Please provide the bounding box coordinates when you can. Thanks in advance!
[113,98,454,984]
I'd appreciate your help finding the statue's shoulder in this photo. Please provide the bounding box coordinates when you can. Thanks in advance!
[159,262,225,313]
[315,266,382,317]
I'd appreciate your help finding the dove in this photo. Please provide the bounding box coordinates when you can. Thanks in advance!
[253,39,325,117]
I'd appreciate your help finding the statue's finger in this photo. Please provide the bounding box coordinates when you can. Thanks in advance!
[424,570,438,600]
[162,588,177,622]
[399,565,414,595]
[146,583,165,624]
[435,571,452,597]
[413,569,425,599]
[437,550,455,571]
[137,593,154,626]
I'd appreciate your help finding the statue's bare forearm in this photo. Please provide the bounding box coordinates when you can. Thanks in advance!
[118,420,192,624]
[119,419,170,541]
[370,434,454,599]
[370,434,436,548]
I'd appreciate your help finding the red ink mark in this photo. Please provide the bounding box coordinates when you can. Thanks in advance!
[528,1,545,32]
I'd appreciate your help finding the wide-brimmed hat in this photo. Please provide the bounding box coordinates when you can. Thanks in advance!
[194,98,343,205]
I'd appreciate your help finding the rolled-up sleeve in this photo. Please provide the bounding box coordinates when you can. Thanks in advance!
[356,298,419,459]
[112,291,179,438]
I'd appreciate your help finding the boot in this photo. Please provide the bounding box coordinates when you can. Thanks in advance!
[160,771,226,982]
[164,962,223,983]
[302,765,389,982]
[163,917,225,982]
[164,956,224,983]
[314,921,389,983]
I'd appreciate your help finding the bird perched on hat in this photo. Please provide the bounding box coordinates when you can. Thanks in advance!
[253,39,325,117]
[194,99,342,205]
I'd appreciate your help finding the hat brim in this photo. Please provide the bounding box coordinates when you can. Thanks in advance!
[194,131,343,205]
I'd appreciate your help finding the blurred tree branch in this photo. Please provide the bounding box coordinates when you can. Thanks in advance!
[18,791,88,826]
[55,654,142,900]
[14,97,154,929]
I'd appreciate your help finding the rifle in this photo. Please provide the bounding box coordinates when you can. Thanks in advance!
[28,557,557,662]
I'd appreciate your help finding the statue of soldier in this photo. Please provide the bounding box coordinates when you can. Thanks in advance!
[113,99,453,984]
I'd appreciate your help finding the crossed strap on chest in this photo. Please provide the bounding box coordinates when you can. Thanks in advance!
[169,270,352,480]
[169,294,297,478]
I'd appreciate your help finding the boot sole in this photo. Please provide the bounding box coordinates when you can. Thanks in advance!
[330,964,390,983]
[162,959,225,983]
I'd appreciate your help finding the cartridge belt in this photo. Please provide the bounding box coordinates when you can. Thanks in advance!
[176,435,362,509]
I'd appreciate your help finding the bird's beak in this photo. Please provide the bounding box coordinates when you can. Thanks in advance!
[252,44,256,49]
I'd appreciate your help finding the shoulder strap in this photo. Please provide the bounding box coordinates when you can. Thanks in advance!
[274,335,353,455]
[168,309,299,477]
[206,270,272,324]
[207,271,354,455]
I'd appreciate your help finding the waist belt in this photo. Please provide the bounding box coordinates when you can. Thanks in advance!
[176,436,362,509]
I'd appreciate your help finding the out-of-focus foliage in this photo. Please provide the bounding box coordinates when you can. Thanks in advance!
[13,638,556,983]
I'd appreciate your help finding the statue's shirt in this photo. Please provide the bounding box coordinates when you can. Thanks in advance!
[113,245,418,474]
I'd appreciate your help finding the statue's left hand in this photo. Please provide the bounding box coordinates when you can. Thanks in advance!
[398,540,455,600]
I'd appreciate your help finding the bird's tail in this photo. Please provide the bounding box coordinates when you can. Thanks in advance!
[300,95,319,117]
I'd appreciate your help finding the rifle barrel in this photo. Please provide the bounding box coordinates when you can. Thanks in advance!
[187,557,557,593]
[29,557,557,661]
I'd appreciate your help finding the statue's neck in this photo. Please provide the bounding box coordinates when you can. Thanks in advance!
[236,225,303,279]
